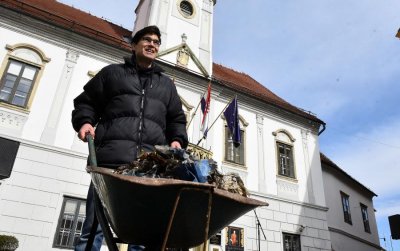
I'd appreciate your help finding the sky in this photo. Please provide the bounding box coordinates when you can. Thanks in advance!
[59,0,400,249]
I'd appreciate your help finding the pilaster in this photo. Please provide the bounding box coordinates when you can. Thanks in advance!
[40,49,79,145]
[257,114,267,193]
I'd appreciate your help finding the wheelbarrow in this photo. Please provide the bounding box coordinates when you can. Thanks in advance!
[85,136,268,250]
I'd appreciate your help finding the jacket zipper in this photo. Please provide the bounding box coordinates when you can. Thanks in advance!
[137,87,145,155]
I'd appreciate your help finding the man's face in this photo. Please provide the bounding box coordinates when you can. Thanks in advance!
[132,33,160,65]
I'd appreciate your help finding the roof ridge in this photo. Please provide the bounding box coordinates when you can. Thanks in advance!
[320,152,377,197]
[58,0,132,30]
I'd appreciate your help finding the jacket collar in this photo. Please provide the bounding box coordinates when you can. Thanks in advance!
[124,55,164,74]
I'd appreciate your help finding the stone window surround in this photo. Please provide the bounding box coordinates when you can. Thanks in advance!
[0,43,50,112]
[221,113,248,168]
[273,129,297,181]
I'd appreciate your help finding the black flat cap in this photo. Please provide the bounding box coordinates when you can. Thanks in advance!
[131,25,161,44]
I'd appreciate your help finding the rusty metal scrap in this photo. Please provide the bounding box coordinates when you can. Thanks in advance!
[113,145,248,197]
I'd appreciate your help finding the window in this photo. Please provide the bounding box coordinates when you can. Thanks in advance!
[283,233,301,251]
[225,126,245,165]
[361,204,371,233]
[0,137,20,179]
[0,43,50,109]
[273,129,296,179]
[53,197,86,249]
[277,142,295,178]
[0,59,39,107]
[179,0,194,17]
[341,192,352,224]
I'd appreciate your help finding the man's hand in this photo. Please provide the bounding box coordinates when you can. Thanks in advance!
[78,123,95,142]
[170,141,181,149]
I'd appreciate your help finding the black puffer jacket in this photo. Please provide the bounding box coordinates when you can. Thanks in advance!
[72,56,188,167]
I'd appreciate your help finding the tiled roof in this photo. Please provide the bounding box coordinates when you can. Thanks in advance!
[1,0,323,124]
[212,63,322,123]
[1,0,132,50]
[320,153,377,197]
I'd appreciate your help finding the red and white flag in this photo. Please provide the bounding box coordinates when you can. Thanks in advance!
[200,83,211,137]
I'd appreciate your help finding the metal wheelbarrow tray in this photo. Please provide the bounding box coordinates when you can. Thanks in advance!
[88,166,267,249]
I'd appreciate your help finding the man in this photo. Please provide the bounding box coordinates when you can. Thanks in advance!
[72,25,188,251]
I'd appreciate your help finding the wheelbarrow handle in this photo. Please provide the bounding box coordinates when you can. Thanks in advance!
[86,134,98,167]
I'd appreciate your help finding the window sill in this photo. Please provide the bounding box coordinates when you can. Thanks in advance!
[0,102,30,114]
[276,175,298,183]
[222,161,247,172]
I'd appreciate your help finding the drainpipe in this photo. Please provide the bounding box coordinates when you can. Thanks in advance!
[318,123,326,136]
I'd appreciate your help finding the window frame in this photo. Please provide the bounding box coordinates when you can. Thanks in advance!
[340,191,352,225]
[177,0,196,19]
[360,203,371,233]
[53,196,86,249]
[0,43,50,111]
[282,232,301,251]
[0,59,40,108]
[276,141,296,179]
[224,125,245,166]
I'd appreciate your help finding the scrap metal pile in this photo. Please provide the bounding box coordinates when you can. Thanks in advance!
[114,145,248,197]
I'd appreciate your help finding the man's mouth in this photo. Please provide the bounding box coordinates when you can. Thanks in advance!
[145,47,155,54]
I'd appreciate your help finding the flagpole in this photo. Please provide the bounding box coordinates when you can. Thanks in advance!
[196,95,235,146]
[186,82,210,129]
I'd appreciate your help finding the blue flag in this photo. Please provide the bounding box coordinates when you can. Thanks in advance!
[223,97,241,147]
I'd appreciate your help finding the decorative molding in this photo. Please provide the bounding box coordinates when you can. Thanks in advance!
[277,178,299,201]
[272,128,296,142]
[256,114,263,125]
[6,43,51,63]
[158,43,209,77]
[187,143,212,159]
[0,107,27,135]
[66,49,79,63]
[202,0,213,12]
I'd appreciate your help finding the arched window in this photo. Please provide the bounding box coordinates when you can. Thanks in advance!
[0,44,50,109]
[273,129,296,179]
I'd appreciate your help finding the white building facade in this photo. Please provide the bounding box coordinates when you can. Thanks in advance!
[321,154,382,251]
[0,1,379,251]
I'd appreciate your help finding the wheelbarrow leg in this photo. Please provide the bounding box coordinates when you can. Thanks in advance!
[202,188,213,251]
[161,187,214,251]
[94,190,119,251]
[161,189,182,251]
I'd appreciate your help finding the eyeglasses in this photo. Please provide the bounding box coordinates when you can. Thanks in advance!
[141,36,161,47]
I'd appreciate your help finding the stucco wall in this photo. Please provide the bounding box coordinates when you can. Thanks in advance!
[322,165,380,249]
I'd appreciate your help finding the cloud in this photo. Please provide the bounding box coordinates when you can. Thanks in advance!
[214,0,400,125]
[327,117,400,197]
[375,198,400,218]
